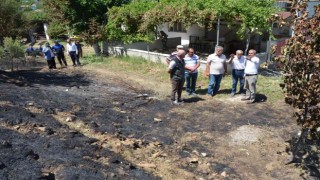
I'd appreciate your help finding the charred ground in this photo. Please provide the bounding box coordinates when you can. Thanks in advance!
[0,62,304,179]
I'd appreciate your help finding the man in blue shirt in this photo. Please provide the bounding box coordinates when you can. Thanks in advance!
[52,40,68,67]
[25,44,34,56]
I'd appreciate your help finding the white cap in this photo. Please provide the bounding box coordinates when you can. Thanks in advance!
[176,45,184,49]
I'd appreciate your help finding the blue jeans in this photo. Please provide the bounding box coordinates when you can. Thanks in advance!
[232,69,245,93]
[207,74,223,96]
[185,72,198,93]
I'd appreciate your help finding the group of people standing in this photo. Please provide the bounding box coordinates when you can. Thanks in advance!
[168,45,260,105]
[42,39,83,69]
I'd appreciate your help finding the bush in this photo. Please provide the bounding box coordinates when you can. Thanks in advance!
[2,37,25,71]
[0,47,4,58]
[3,37,25,58]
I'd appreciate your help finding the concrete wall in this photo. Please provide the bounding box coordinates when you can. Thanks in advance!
[107,37,181,55]
[111,47,268,74]
[111,47,169,64]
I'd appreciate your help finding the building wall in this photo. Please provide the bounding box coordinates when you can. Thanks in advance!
[159,23,205,46]
[307,1,320,17]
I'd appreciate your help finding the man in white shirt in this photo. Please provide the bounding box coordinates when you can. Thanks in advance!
[205,46,227,96]
[242,49,260,103]
[227,50,246,96]
[184,48,200,96]
[66,39,80,66]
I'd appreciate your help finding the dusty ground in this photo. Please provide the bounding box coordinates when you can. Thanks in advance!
[0,59,306,180]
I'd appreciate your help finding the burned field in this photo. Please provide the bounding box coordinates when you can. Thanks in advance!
[0,66,302,179]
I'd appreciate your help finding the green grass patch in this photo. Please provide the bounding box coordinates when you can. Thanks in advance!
[82,55,112,65]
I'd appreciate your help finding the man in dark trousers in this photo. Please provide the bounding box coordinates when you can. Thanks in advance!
[75,41,83,64]
[168,49,186,105]
[42,42,56,69]
[52,40,68,67]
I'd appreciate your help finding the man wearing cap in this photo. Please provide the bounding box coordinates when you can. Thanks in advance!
[227,50,246,96]
[168,49,186,105]
[205,46,227,96]
[166,45,184,64]
[52,40,68,67]
[241,49,260,104]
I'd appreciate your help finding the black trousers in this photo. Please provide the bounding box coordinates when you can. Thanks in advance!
[56,53,67,66]
[47,58,56,69]
[69,51,81,66]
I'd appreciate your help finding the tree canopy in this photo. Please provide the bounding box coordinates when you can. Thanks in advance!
[0,0,47,43]
[106,0,279,43]
[43,0,131,38]
[0,0,25,41]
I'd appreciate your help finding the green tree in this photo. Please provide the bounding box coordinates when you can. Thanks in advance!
[2,37,25,72]
[106,0,278,49]
[20,0,47,43]
[0,0,25,42]
[43,0,131,55]
[107,0,158,43]
[107,0,218,43]
[234,0,279,55]
[275,0,320,177]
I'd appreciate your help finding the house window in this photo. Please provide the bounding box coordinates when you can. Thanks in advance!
[169,23,186,33]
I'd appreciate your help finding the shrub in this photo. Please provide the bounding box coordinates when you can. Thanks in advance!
[0,47,4,58]
[275,1,320,177]
[3,37,25,71]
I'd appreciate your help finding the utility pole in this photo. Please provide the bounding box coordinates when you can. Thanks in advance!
[216,14,220,47]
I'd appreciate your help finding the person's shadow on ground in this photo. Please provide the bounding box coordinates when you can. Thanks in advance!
[196,88,232,95]
[196,88,208,95]
[255,93,267,103]
[183,96,205,103]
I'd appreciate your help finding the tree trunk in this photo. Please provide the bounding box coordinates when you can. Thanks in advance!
[29,29,36,44]
[102,41,109,56]
[92,41,101,56]
[245,33,251,56]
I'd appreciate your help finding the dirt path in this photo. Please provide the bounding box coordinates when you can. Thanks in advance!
[0,64,303,179]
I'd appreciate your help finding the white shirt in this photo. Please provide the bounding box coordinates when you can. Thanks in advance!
[66,43,78,54]
[207,53,227,75]
[168,57,185,69]
[42,47,54,60]
[168,60,176,69]
[184,54,199,73]
[229,55,246,70]
[244,56,260,75]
